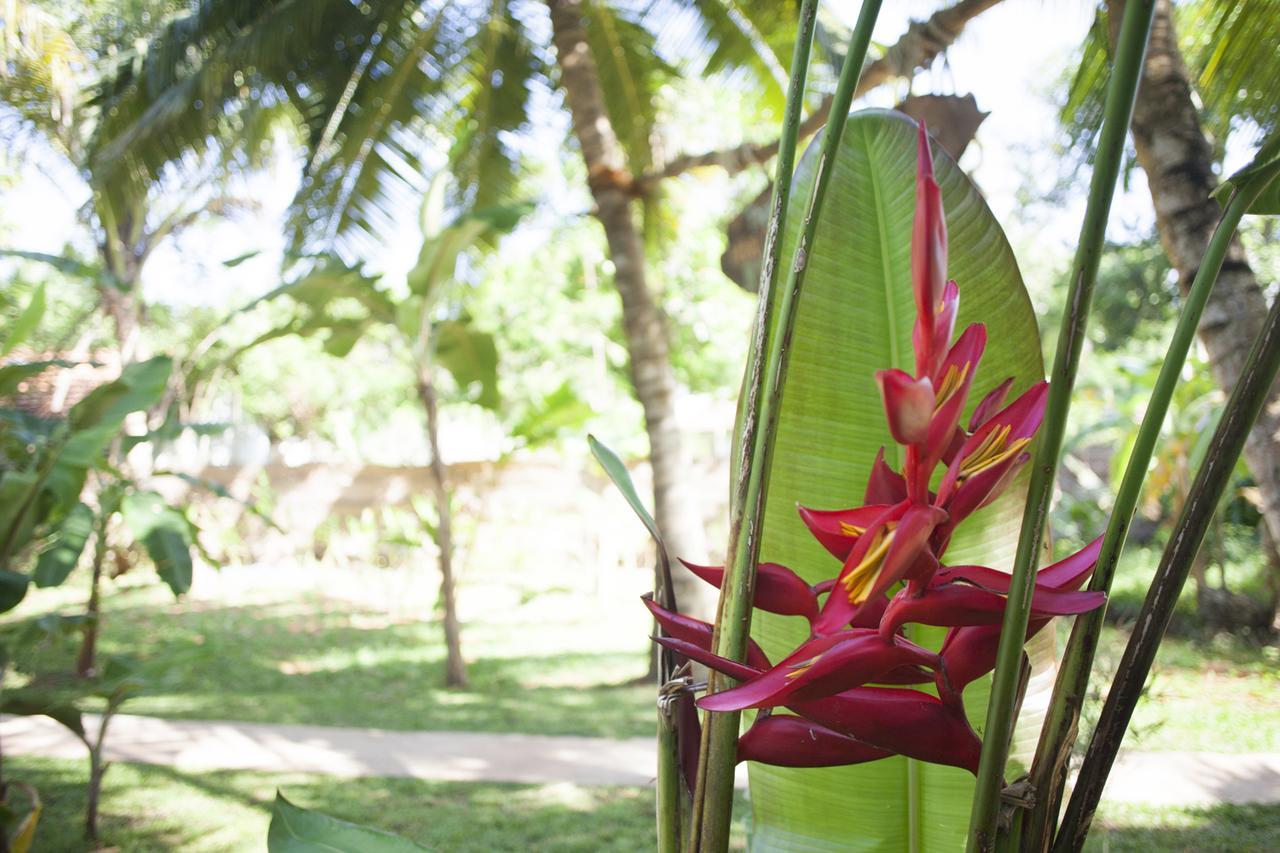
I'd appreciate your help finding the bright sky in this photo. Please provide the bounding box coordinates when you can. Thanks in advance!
[5,0,1238,312]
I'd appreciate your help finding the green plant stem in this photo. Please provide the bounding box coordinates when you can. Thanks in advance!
[963,2,1155,850]
[683,3,817,847]
[1055,256,1280,852]
[1022,158,1280,849]
[686,2,883,850]
[656,710,682,853]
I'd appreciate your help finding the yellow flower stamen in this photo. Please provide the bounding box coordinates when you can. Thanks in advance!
[839,521,866,537]
[786,655,821,679]
[840,527,895,604]
[933,362,970,412]
[958,424,1030,481]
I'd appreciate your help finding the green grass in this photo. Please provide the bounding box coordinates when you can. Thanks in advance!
[9,755,1272,852]
[6,755,684,852]
[10,580,656,738]
[1084,802,1280,852]
[1082,625,1280,752]
[9,576,1277,752]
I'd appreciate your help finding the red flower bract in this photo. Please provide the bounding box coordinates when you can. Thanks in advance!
[644,122,1104,777]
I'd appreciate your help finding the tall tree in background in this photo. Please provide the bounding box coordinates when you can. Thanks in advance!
[88,0,1010,614]
[1069,0,1280,583]
[0,0,275,360]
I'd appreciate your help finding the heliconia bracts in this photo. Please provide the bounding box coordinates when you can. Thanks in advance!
[647,125,1106,777]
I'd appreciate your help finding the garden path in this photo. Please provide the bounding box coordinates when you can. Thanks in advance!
[1,713,1276,807]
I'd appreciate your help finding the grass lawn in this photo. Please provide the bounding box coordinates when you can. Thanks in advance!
[7,570,1277,752]
[9,755,1275,852]
[1083,802,1280,852]
[7,755,684,852]
[9,577,657,738]
[1095,629,1280,753]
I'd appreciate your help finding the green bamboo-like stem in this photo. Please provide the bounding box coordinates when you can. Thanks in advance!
[686,2,882,850]
[1055,230,1280,852]
[963,2,1155,850]
[1021,158,1280,849]
[657,711,682,853]
[682,2,817,847]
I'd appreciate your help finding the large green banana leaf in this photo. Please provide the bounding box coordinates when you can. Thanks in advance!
[745,110,1044,852]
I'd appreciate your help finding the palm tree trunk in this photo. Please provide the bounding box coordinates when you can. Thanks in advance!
[1115,0,1280,568]
[546,0,708,614]
[417,371,469,689]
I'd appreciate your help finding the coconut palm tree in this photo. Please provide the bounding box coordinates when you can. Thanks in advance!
[86,0,1009,624]
[1,0,280,359]
[1063,0,1280,608]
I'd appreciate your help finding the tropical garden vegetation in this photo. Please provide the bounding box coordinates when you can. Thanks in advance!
[0,0,1278,850]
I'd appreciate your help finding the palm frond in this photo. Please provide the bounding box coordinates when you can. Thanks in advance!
[0,0,86,157]
[580,0,677,176]
[1182,0,1280,150]
[285,3,457,258]
[1062,0,1279,167]
[445,2,542,212]
[88,0,381,217]
[1057,4,1110,163]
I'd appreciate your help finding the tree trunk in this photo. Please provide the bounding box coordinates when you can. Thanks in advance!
[546,0,709,617]
[75,524,108,678]
[1116,0,1280,567]
[417,371,469,689]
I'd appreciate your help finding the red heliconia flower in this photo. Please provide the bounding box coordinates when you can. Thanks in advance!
[878,568,1105,640]
[659,636,980,774]
[737,714,894,768]
[812,503,946,635]
[642,595,772,671]
[640,121,1105,778]
[791,687,983,773]
[912,122,949,380]
[678,559,819,621]
[697,630,937,711]
[938,537,1104,691]
[796,501,898,561]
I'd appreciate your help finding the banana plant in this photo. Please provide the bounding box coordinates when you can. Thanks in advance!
[249,182,528,688]
[0,336,172,844]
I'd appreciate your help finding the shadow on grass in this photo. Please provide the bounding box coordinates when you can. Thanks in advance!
[13,597,655,738]
[1085,802,1280,852]
[9,755,663,852]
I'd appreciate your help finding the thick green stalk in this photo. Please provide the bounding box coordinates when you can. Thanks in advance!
[687,2,882,850]
[683,2,817,847]
[1021,159,1280,849]
[963,2,1155,850]
[657,710,682,853]
[1055,238,1280,852]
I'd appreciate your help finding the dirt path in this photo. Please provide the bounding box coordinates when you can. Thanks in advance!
[3,713,1276,806]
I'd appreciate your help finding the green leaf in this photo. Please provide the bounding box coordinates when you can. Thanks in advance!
[63,356,172,466]
[1,284,46,357]
[267,792,430,852]
[433,320,499,410]
[0,360,71,399]
[0,692,86,739]
[588,435,663,553]
[0,570,30,613]
[1212,129,1280,214]
[321,321,368,358]
[746,110,1044,850]
[67,357,171,432]
[0,471,41,558]
[120,491,193,595]
[34,502,95,588]
[511,382,593,448]
[407,203,528,305]
[0,251,123,291]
